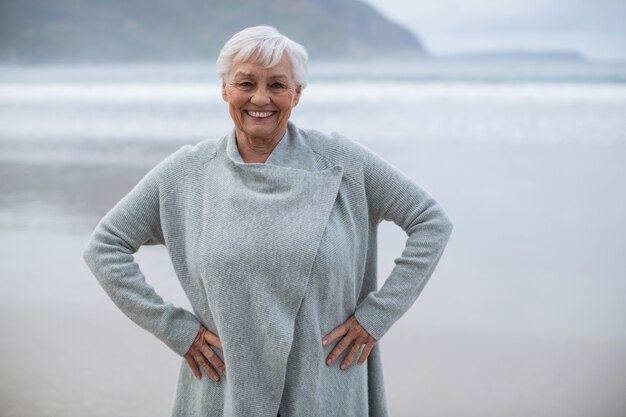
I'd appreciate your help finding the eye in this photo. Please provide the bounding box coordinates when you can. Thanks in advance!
[238,81,254,88]
[270,82,286,89]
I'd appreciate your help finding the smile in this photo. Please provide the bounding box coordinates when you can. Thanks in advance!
[245,110,275,118]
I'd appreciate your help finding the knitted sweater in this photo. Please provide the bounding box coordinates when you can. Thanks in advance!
[83,121,453,417]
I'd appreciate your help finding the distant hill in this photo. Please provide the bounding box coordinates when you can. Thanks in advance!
[0,0,427,64]
[444,50,586,62]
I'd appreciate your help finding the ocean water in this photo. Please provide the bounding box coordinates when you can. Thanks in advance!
[1,59,625,163]
[1,59,625,416]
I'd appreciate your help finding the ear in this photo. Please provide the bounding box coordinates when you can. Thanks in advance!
[292,85,302,107]
[221,78,228,102]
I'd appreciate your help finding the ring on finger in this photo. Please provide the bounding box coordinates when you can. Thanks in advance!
[352,343,362,351]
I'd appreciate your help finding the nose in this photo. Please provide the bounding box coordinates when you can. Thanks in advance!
[251,85,270,106]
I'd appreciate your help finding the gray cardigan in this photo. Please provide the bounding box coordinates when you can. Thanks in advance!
[83,121,453,417]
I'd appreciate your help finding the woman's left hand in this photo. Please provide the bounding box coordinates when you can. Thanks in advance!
[323,315,377,369]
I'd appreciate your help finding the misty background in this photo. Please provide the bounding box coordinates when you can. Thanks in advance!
[1,1,625,416]
[368,0,626,61]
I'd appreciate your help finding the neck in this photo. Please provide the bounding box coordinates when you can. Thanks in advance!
[235,129,286,163]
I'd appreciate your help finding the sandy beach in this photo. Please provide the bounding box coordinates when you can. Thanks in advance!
[1,141,625,416]
[2,302,625,417]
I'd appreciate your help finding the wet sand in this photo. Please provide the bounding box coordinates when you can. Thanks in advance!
[1,141,626,416]
[1,303,625,417]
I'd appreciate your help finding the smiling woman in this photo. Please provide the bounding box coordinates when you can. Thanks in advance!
[82,25,453,417]
[221,55,302,163]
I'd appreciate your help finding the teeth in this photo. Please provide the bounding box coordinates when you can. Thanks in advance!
[247,111,274,118]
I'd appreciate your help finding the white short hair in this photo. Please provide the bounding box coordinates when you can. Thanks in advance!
[216,25,308,88]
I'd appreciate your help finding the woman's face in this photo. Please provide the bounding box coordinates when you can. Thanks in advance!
[222,54,302,145]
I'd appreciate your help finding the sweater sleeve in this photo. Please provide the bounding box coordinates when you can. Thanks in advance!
[82,154,201,356]
[353,149,453,341]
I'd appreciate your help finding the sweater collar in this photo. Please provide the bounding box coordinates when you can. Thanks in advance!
[226,121,318,171]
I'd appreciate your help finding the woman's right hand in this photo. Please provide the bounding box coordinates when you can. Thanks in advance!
[184,325,226,381]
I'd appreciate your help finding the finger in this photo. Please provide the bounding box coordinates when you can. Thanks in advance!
[184,353,202,380]
[195,355,220,382]
[341,335,369,370]
[194,326,206,347]
[201,344,226,376]
[322,321,349,347]
[203,330,223,351]
[326,332,356,366]
[357,341,376,366]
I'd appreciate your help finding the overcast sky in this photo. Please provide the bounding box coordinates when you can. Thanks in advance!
[364,0,626,60]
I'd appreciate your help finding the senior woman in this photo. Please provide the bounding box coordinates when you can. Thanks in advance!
[83,25,453,417]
